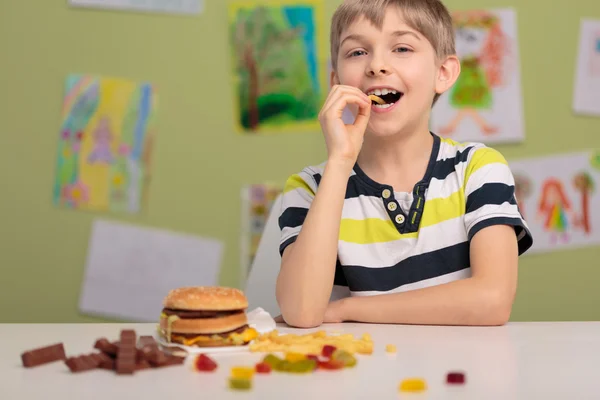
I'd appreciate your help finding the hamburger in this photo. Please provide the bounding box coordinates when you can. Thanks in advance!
[158,286,258,347]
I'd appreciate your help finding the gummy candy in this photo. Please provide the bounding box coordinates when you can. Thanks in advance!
[285,352,306,362]
[399,378,427,392]
[229,378,252,390]
[262,354,283,369]
[275,359,316,373]
[321,345,336,358]
[230,366,255,380]
[385,344,397,353]
[255,362,272,374]
[306,354,320,363]
[446,372,465,384]
[331,349,357,367]
[318,359,345,370]
[194,354,217,372]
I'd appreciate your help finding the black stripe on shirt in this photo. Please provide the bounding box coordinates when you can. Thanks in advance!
[341,242,470,292]
[279,207,308,230]
[466,183,517,213]
[468,216,533,256]
[431,146,473,181]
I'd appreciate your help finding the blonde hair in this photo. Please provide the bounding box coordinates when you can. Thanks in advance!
[330,0,456,103]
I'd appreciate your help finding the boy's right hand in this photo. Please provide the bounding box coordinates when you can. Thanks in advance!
[318,85,372,165]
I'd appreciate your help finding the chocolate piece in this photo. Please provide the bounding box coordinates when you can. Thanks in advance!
[91,352,115,370]
[94,338,118,357]
[136,359,152,371]
[116,330,136,375]
[141,345,168,366]
[138,336,157,348]
[154,355,186,368]
[65,354,101,373]
[21,343,66,368]
[161,308,244,319]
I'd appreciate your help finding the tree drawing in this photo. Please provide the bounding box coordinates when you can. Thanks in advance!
[230,5,321,131]
[573,172,595,234]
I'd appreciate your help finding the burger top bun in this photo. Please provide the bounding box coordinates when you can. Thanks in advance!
[163,286,248,311]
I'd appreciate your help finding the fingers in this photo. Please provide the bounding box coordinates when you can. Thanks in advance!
[319,85,370,121]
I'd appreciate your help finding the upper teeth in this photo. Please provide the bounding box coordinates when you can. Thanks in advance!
[368,89,397,96]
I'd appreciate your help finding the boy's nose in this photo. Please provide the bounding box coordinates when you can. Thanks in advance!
[367,67,389,76]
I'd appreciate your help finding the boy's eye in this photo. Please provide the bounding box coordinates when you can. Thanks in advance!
[349,50,366,57]
[394,47,411,53]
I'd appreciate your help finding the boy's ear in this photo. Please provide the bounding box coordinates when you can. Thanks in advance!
[330,69,340,87]
[435,55,460,95]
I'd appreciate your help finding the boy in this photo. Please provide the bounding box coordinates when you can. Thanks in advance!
[275,0,533,328]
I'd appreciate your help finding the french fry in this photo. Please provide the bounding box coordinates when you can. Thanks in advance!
[368,94,385,105]
[248,330,374,355]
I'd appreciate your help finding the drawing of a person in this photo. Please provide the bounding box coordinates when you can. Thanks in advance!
[88,115,115,164]
[536,179,574,244]
[440,11,509,135]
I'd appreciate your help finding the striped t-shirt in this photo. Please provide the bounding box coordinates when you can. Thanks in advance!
[278,133,533,299]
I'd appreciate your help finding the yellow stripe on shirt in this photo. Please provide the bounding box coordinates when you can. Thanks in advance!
[464,148,508,186]
[283,173,315,194]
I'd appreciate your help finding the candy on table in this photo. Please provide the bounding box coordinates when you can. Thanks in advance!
[194,354,218,372]
[231,366,255,380]
[399,378,427,392]
[317,359,345,370]
[255,362,272,374]
[262,354,283,369]
[446,371,466,384]
[116,329,137,375]
[385,344,397,353]
[306,354,320,363]
[229,377,252,390]
[21,343,66,368]
[285,352,306,362]
[321,345,337,358]
[331,349,357,367]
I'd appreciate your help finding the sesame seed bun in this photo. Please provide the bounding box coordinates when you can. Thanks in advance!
[162,286,248,311]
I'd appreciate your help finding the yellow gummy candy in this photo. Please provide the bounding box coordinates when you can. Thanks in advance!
[386,344,397,353]
[285,352,306,362]
[230,366,255,380]
[399,378,427,392]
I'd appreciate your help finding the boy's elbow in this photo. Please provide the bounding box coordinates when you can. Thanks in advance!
[282,313,323,329]
[481,290,513,326]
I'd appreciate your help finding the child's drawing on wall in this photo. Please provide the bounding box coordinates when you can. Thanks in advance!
[431,8,525,144]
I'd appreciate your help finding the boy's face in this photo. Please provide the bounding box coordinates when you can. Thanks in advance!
[332,6,458,137]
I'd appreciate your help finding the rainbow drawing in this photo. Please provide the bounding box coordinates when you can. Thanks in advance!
[53,74,158,214]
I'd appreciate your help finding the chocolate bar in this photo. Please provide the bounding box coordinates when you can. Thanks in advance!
[92,352,115,370]
[94,338,118,358]
[138,336,157,348]
[156,355,186,368]
[65,354,101,373]
[21,343,66,368]
[140,345,168,366]
[116,330,137,375]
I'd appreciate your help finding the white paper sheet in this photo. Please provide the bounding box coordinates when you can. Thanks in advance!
[509,151,600,254]
[431,8,525,144]
[68,0,203,15]
[573,18,600,116]
[79,219,224,321]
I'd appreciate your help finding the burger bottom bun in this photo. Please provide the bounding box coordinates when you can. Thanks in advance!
[160,312,248,334]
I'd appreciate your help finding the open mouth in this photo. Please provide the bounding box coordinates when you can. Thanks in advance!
[367,89,403,109]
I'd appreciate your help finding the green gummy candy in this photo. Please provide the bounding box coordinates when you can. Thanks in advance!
[274,359,316,373]
[229,378,252,390]
[263,354,282,368]
[332,349,357,367]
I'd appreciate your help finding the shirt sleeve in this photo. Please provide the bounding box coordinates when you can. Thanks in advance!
[278,167,319,256]
[463,146,533,255]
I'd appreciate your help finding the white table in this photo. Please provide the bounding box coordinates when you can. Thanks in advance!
[2,321,599,399]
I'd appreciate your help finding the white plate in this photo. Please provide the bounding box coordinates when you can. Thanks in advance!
[155,307,276,355]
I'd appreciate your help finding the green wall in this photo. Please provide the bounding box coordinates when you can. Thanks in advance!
[1,1,598,323]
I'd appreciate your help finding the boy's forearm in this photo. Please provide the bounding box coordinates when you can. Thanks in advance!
[276,159,354,328]
[338,277,512,326]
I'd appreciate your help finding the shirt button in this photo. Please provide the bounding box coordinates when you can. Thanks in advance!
[387,202,397,212]
[395,214,405,224]
[382,189,391,199]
